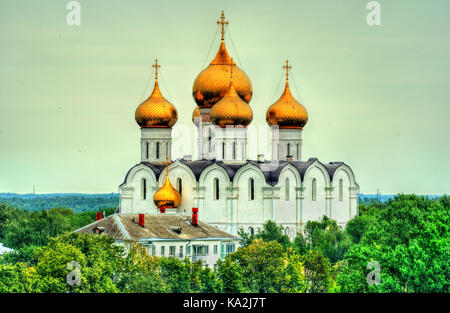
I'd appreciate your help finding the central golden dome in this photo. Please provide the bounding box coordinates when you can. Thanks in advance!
[135,60,178,128]
[266,61,308,129]
[153,167,181,208]
[210,62,253,127]
[192,12,252,108]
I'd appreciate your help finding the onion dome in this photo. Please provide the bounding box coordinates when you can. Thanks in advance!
[210,59,253,127]
[266,60,308,129]
[135,59,178,128]
[192,12,252,108]
[153,160,181,208]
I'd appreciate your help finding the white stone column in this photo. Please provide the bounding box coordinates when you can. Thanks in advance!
[197,107,215,160]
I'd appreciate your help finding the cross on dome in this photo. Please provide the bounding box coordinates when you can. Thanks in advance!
[217,11,229,41]
[283,59,292,81]
[153,58,161,81]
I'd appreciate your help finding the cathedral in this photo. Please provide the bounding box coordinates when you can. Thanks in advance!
[118,12,359,239]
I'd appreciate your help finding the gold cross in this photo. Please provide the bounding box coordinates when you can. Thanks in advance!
[282,59,292,81]
[217,11,229,41]
[152,58,161,80]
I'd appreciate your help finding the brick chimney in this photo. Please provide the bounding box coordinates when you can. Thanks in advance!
[96,212,102,221]
[160,206,166,214]
[138,214,145,227]
[286,154,293,161]
[191,207,199,226]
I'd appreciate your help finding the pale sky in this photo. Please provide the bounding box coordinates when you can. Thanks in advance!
[0,0,449,195]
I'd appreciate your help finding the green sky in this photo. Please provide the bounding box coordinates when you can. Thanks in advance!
[0,0,449,194]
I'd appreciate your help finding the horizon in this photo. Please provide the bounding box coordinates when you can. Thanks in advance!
[1,0,449,195]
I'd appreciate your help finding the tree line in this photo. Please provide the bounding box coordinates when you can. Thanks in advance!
[0,194,448,293]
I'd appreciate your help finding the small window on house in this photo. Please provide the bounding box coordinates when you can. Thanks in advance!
[214,245,218,255]
[179,246,183,258]
[177,178,182,195]
[249,178,255,200]
[339,179,343,201]
[146,142,149,159]
[296,143,299,160]
[249,226,254,236]
[161,246,165,256]
[169,246,176,257]
[214,178,220,200]
[285,178,290,201]
[156,142,160,159]
[312,178,317,201]
[141,178,147,200]
[186,245,191,255]
[232,142,236,160]
[287,143,291,156]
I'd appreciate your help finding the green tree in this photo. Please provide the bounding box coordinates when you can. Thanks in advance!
[301,250,332,293]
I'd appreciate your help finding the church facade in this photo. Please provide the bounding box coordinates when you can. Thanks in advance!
[118,12,359,239]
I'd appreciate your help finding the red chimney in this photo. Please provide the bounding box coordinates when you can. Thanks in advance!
[191,208,198,226]
[138,214,145,227]
[160,206,166,214]
[96,212,102,221]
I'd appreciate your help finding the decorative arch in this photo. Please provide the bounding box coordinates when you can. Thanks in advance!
[158,160,196,186]
[232,162,267,187]
[126,164,158,187]
[276,164,302,187]
[303,160,332,187]
[331,164,358,187]
[198,163,231,186]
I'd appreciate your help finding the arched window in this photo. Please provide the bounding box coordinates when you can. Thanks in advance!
[156,142,160,159]
[222,142,225,159]
[249,178,255,200]
[177,178,182,195]
[214,178,220,200]
[296,143,299,160]
[232,142,236,160]
[249,226,254,236]
[285,178,290,200]
[287,143,291,156]
[141,178,147,200]
[312,178,317,201]
[146,142,149,159]
[339,179,343,201]
[208,128,212,152]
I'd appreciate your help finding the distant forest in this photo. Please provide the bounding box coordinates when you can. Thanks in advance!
[0,193,443,212]
[0,193,119,212]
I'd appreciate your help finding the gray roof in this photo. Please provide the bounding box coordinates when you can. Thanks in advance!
[75,214,237,241]
[121,158,352,187]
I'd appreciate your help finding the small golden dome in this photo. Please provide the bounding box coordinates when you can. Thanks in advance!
[192,12,252,108]
[135,59,178,128]
[266,61,308,129]
[192,106,200,124]
[153,166,181,208]
[210,63,253,127]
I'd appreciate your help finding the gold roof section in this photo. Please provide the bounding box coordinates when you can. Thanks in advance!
[135,59,178,128]
[192,11,252,108]
[210,59,253,127]
[266,60,308,129]
[153,157,181,208]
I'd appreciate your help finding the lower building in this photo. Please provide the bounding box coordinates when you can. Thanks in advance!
[74,211,239,268]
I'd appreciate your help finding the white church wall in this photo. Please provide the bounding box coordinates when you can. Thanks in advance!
[274,165,300,224]
[302,163,330,222]
[122,166,158,214]
[233,164,267,225]
[199,164,230,223]
[331,166,353,224]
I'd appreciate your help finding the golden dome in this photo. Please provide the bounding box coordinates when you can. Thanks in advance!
[135,59,178,128]
[210,62,253,127]
[192,12,252,108]
[266,61,308,129]
[153,165,181,208]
